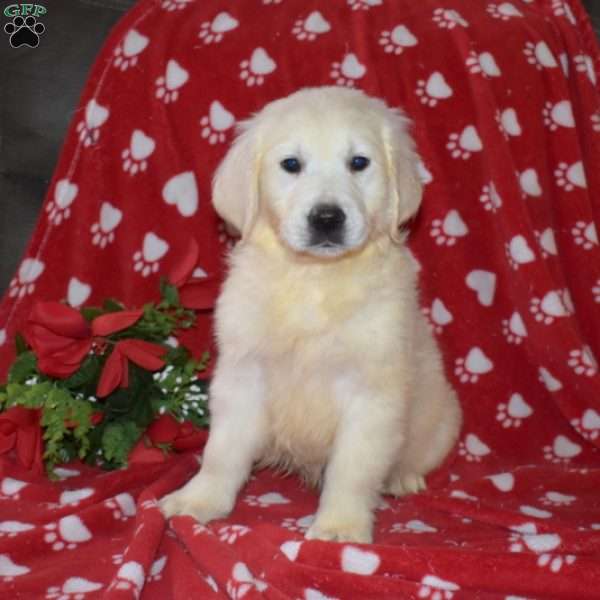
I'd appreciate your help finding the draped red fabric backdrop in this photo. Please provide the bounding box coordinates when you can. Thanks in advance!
[1,1,600,598]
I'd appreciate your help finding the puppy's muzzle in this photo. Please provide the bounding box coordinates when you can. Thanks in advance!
[308,203,346,246]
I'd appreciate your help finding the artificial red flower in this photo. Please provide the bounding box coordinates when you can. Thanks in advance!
[91,309,143,337]
[0,406,44,473]
[23,302,93,378]
[96,339,167,398]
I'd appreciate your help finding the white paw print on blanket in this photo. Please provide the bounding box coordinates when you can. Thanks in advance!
[432,8,468,29]
[46,179,78,226]
[59,488,95,506]
[486,472,514,492]
[390,519,437,534]
[200,101,235,145]
[282,514,315,533]
[76,99,109,147]
[122,130,155,175]
[423,298,453,334]
[520,505,552,519]
[244,492,290,508]
[155,59,189,104]
[0,520,34,540]
[430,210,468,246]
[573,54,597,85]
[330,53,366,87]
[162,171,198,217]
[0,478,28,500]
[347,0,382,11]
[304,589,339,600]
[240,48,276,87]
[218,524,251,544]
[568,347,598,377]
[523,41,558,70]
[554,161,587,191]
[341,546,380,575]
[161,0,192,12]
[540,491,576,507]
[9,258,44,299]
[486,3,523,20]
[226,562,268,599]
[529,289,573,324]
[458,433,491,462]
[446,125,482,159]
[109,561,145,596]
[496,393,533,428]
[133,232,169,277]
[67,277,91,308]
[571,408,600,441]
[113,29,149,71]
[501,312,528,345]
[505,235,536,270]
[450,490,478,502]
[519,168,542,197]
[552,0,576,24]
[571,221,598,250]
[496,108,521,138]
[418,574,459,599]
[480,182,502,212]
[378,25,417,55]
[0,554,30,582]
[454,347,493,384]
[509,528,575,573]
[416,72,453,107]
[46,577,103,600]
[43,516,92,551]
[148,556,167,582]
[105,493,136,521]
[466,270,496,307]
[198,12,238,44]
[466,51,501,77]
[543,435,582,464]
[542,100,575,131]
[91,202,122,248]
[539,367,563,392]
[292,11,331,41]
[535,228,557,258]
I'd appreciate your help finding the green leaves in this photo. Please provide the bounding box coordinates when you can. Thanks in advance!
[101,421,142,466]
[8,351,38,384]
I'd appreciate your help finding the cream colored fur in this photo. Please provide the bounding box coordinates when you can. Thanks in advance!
[160,87,462,543]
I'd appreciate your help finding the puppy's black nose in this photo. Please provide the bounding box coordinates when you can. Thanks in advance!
[308,204,346,234]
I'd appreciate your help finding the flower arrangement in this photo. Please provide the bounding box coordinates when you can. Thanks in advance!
[0,239,218,476]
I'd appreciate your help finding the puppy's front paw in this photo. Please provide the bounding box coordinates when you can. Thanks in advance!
[383,472,426,497]
[305,509,373,544]
[160,481,233,524]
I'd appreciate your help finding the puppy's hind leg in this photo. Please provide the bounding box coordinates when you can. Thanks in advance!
[160,359,267,524]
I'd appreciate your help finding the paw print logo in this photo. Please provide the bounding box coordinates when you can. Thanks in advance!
[568,346,598,377]
[496,393,533,427]
[509,530,575,572]
[91,202,122,248]
[539,366,563,392]
[535,228,558,258]
[458,433,491,462]
[240,47,277,86]
[160,0,192,11]
[292,11,331,41]
[46,577,102,599]
[0,521,34,538]
[108,562,145,594]
[0,553,29,582]
[529,289,572,324]
[501,311,527,344]
[446,125,482,159]
[9,258,44,299]
[570,408,600,441]
[486,3,523,20]
[524,41,558,70]
[133,232,169,277]
[218,524,251,544]
[542,100,575,131]
[591,110,600,133]
[200,101,235,145]
[540,491,576,507]
[415,72,453,107]
[199,12,238,44]
[105,493,136,521]
[43,516,92,552]
[46,179,78,226]
[192,523,214,536]
[330,53,366,87]
[417,574,459,599]
[113,29,149,71]
[155,59,189,104]
[454,348,493,384]
[479,182,502,213]
[244,492,290,508]
[572,221,598,250]
[496,108,521,137]
[430,210,468,246]
[4,15,45,48]
[505,235,535,270]
[347,0,382,10]
[422,298,453,334]
[432,8,469,29]
[148,556,167,583]
[227,563,268,599]
[121,130,155,175]
[76,99,109,147]
[573,54,596,85]
[390,520,437,534]
[281,514,314,533]
[543,435,582,464]
[379,25,417,54]
[0,478,28,500]
[465,51,501,77]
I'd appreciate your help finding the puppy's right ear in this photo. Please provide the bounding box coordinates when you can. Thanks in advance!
[212,119,260,239]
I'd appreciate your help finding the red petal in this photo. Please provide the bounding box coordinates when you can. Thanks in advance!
[28,302,90,338]
[168,238,200,287]
[92,309,144,337]
[146,414,180,444]
[128,438,167,464]
[178,277,221,310]
[97,347,124,398]
[118,339,166,371]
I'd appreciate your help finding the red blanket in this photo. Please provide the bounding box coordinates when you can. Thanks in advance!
[1,1,600,598]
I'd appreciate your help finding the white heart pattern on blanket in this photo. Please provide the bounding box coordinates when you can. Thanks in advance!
[497,2,523,17]
[465,433,491,457]
[487,472,514,492]
[420,574,460,595]
[426,72,453,99]
[459,125,483,152]
[209,101,235,131]
[1,478,27,497]
[501,108,521,136]
[479,52,501,76]
[509,235,535,264]
[539,228,557,255]
[85,99,109,129]
[405,520,437,533]
[304,11,331,34]
[566,161,587,188]
[552,435,582,458]
[534,42,558,68]
[340,53,366,80]
[60,577,103,594]
[280,541,302,561]
[522,533,561,553]
[539,367,562,392]
[67,277,91,308]
[391,24,417,46]
[130,130,156,160]
[249,48,277,75]
[100,202,122,233]
[59,488,95,506]
[54,179,78,209]
[465,348,493,374]
[116,561,145,590]
[122,29,149,57]
[466,270,496,306]
[165,59,189,90]
[431,298,453,326]
[0,521,34,535]
[508,312,528,337]
[550,100,575,128]
[520,168,542,196]
[162,171,199,217]
[520,505,552,519]
[18,258,44,284]
[142,232,169,262]
[541,291,569,317]
[0,554,29,578]
[443,210,469,237]
[341,546,380,575]
[508,393,533,418]
[212,12,239,33]
[582,409,600,431]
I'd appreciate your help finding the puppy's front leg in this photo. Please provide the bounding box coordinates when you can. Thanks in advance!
[306,385,405,544]
[160,360,267,524]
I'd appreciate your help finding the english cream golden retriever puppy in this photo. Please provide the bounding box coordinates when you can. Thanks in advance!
[161,87,462,543]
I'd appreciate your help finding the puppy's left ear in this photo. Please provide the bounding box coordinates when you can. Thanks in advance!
[382,110,423,243]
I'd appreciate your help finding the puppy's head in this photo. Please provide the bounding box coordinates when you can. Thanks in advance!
[212,87,422,257]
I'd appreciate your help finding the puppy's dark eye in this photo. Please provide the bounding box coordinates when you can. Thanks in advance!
[349,156,370,172]
[280,157,302,174]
